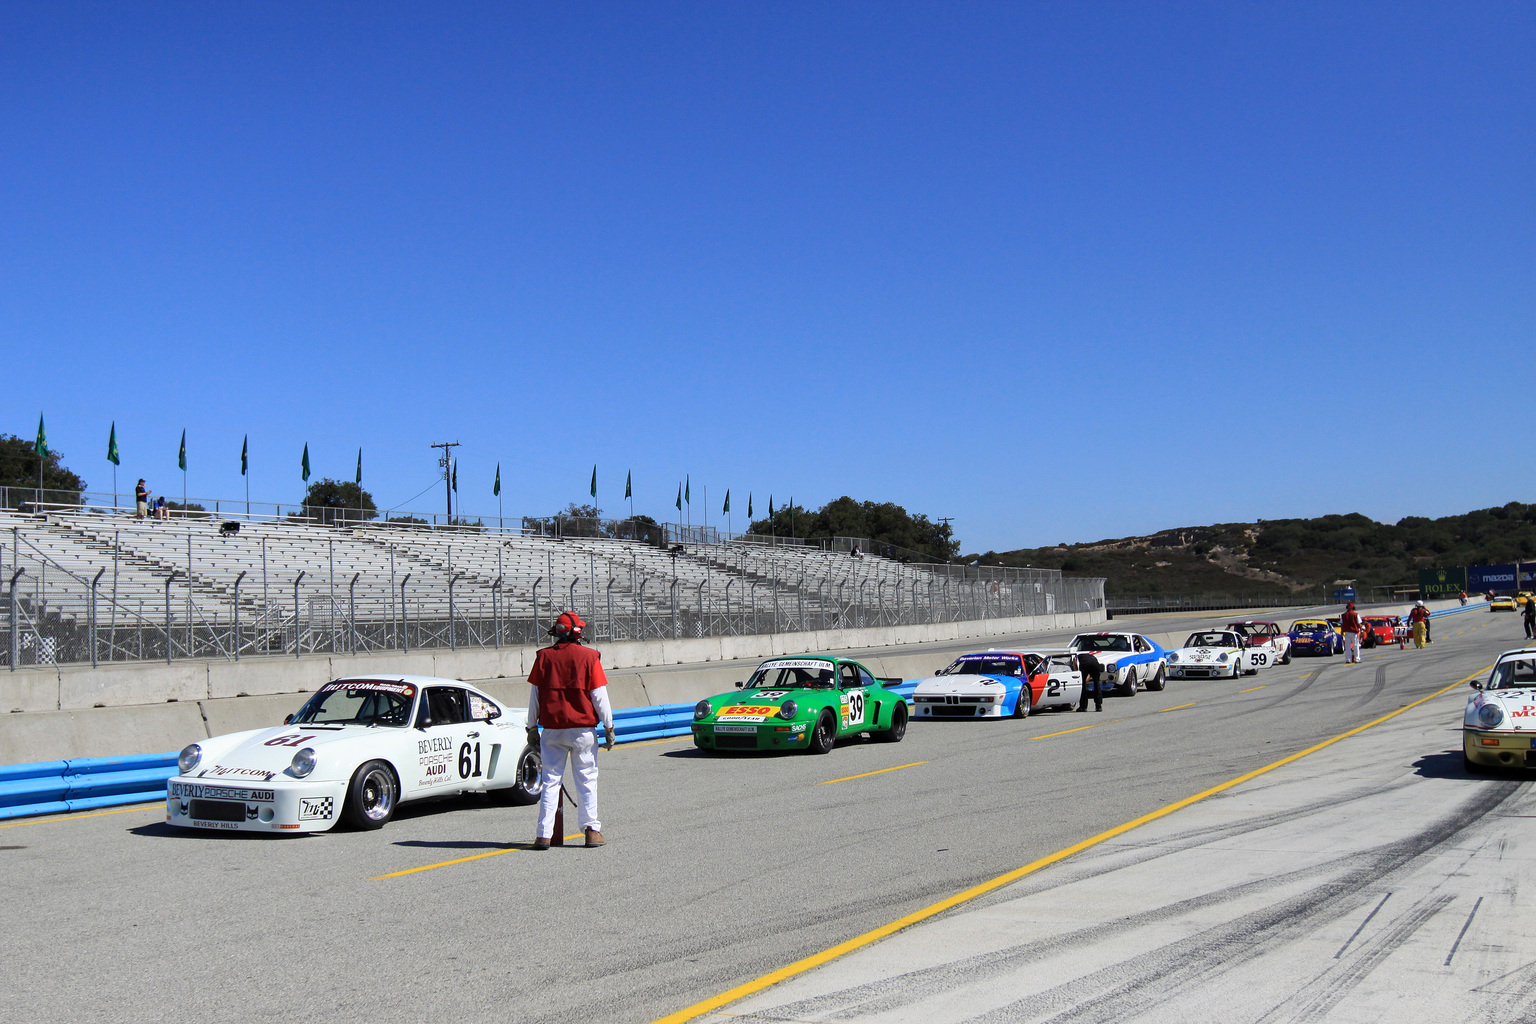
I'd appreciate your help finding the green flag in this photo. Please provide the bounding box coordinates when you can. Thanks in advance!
[624,470,631,500]
[34,414,46,458]
[451,459,458,492]
[590,464,597,499]
[493,463,501,496]
[769,496,774,517]
[355,448,362,485]
[106,422,120,466]
[684,475,690,505]
[301,443,310,482]
[240,435,248,476]
[748,492,753,518]
[178,429,186,471]
[722,489,730,514]
[675,483,682,512]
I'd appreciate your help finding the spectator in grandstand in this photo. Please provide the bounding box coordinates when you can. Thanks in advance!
[526,612,615,850]
[850,544,862,559]
[154,496,168,520]
[1408,601,1430,649]
[1341,602,1363,663]
[1076,652,1104,713]
[135,479,149,518]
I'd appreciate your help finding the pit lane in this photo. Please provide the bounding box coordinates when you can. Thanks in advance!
[0,607,1521,1024]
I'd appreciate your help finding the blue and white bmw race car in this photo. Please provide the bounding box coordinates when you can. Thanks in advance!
[1068,632,1168,695]
[910,650,1082,719]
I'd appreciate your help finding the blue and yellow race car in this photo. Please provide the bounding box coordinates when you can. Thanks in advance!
[1288,619,1343,656]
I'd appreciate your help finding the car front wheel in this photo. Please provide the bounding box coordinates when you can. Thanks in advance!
[1013,685,1032,718]
[807,710,837,754]
[343,760,398,830]
[1119,669,1137,697]
[876,701,908,742]
[1146,666,1166,692]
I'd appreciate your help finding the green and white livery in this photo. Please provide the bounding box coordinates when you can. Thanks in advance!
[690,655,909,753]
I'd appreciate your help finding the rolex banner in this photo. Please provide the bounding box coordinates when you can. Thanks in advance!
[1418,566,1467,598]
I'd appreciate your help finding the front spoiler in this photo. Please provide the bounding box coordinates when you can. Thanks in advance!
[165,776,349,833]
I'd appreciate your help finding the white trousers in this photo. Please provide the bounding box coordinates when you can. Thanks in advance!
[536,727,600,837]
[1343,632,1361,662]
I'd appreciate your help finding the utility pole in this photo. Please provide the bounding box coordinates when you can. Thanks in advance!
[430,441,460,523]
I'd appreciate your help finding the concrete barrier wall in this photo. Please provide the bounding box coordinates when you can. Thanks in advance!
[0,609,1104,764]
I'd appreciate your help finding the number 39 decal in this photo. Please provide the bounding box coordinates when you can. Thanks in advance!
[843,691,866,726]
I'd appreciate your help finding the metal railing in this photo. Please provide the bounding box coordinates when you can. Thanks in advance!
[1106,592,1324,615]
[0,513,1105,670]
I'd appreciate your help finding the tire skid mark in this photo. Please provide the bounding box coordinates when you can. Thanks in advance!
[1238,667,1327,716]
[1348,666,1389,710]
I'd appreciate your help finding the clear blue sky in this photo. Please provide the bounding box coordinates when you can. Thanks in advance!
[2,3,1531,553]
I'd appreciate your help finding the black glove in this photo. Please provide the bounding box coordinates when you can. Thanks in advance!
[525,726,539,746]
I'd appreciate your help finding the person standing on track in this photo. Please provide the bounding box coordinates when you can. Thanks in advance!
[525,612,616,850]
[1341,602,1363,663]
[1523,597,1535,640]
[1075,651,1104,712]
[1408,600,1430,649]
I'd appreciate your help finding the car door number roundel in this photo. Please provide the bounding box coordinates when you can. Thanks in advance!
[843,691,866,726]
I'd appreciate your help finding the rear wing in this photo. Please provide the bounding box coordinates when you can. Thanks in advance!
[876,677,902,687]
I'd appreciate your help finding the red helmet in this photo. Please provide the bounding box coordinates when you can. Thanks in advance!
[550,611,585,639]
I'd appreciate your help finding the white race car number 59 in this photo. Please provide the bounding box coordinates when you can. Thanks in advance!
[844,691,866,726]
[1251,652,1268,667]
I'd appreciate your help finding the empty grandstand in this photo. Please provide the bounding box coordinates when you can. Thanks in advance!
[0,503,1105,669]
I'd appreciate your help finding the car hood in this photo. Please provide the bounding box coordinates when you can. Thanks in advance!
[185,725,412,783]
[911,675,1014,696]
[1169,647,1237,663]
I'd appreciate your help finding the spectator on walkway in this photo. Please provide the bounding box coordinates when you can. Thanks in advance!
[1408,601,1430,649]
[1523,597,1535,639]
[1341,602,1364,663]
[135,480,149,519]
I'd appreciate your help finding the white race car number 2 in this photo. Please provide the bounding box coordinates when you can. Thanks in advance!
[843,691,866,726]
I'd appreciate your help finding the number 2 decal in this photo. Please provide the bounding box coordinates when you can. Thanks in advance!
[1045,680,1064,698]
[844,691,866,726]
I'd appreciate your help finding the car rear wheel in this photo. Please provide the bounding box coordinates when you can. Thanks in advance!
[876,701,908,742]
[1118,669,1137,697]
[1146,666,1166,692]
[1013,685,1032,718]
[807,710,837,754]
[1279,646,1291,665]
[343,760,398,830]
[490,744,542,805]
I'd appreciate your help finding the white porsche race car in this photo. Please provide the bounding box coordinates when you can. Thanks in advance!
[1463,648,1536,772]
[166,675,541,833]
[1165,630,1259,679]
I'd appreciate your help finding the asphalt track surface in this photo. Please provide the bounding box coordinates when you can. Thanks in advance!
[2,607,1528,1024]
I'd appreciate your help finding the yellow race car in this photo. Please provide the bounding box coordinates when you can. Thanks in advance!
[1490,595,1517,612]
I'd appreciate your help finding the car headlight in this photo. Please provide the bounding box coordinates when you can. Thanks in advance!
[178,743,202,775]
[289,747,317,778]
[778,700,798,720]
[694,700,711,721]
[1476,704,1505,729]
[1167,653,1178,663]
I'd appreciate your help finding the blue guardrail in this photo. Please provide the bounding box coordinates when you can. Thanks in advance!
[0,684,923,823]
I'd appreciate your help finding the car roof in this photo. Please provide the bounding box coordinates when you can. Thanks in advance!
[331,674,465,686]
[1227,620,1277,626]
[1291,620,1328,627]
[1496,647,1536,661]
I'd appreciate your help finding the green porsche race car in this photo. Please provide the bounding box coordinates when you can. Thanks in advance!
[690,655,909,753]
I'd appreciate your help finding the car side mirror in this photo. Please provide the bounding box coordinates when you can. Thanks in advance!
[734,681,745,689]
[1470,680,1483,690]
[283,714,294,725]
[417,713,432,730]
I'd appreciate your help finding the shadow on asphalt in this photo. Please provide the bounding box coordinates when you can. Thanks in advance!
[393,838,522,850]
[1412,749,1536,781]
[128,821,298,840]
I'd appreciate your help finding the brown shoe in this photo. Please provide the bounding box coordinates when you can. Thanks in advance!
[531,837,550,851]
[584,828,605,848]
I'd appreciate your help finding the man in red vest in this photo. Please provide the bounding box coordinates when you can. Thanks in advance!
[1340,602,1363,663]
[526,612,615,849]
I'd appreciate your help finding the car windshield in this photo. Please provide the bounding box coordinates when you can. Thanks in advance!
[1073,635,1132,652]
[1365,617,1393,626]
[1185,632,1237,648]
[941,657,1023,676]
[1291,622,1326,632]
[1227,624,1258,637]
[749,661,836,689]
[292,680,416,726]
[1487,659,1536,690]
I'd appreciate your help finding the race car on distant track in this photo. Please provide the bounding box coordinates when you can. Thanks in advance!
[690,655,907,753]
[1226,620,1292,667]
[166,676,541,834]
[910,650,1082,719]
[1166,630,1259,679]
[1068,632,1167,695]
[1361,616,1398,648]
[1490,595,1518,612]
[1288,620,1343,656]
[1463,648,1536,772]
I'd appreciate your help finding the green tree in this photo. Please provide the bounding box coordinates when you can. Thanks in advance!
[300,478,377,525]
[0,434,86,510]
[746,496,959,561]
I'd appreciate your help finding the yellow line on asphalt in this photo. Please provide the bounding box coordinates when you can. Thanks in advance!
[1029,723,1104,740]
[648,667,1489,1024]
[1239,686,1266,693]
[0,802,160,829]
[1157,703,1197,713]
[820,762,927,785]
[372,834,585,879]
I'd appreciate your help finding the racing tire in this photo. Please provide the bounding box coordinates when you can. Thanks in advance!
[1279,647,1292,665]
[1012,685,1032,718]
[489,744,542,805]
[807,710,837,755]
[876,701,908,742]
[1118,669,1137,698]
[343,759,399,830]
[1145,666,1166,692]
[1230,662,1242,680]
